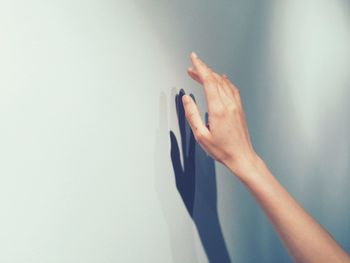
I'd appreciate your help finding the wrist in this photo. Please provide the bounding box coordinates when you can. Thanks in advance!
[225,153,268,183]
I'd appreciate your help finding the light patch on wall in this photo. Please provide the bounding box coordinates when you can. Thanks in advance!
[270,0,350,148]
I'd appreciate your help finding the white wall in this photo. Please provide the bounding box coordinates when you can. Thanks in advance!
[0,1,349,262]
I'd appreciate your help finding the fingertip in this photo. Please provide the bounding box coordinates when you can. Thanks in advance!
[190,52,198,59]
[169,130,176,140]
[187,67,196,75]
[182,94,191,104]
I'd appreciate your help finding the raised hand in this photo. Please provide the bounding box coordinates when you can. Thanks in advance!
[183,52,260,177]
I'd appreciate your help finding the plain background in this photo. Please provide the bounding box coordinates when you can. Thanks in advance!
[0,0,349,262]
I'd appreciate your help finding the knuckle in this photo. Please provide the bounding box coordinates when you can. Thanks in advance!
[195,130,206,142]
[211,106,225,117]
[228,103,239,113]
[233,88,241,99]
[185,110,196,119]
[203,73,215,83]
[213,72,221,81]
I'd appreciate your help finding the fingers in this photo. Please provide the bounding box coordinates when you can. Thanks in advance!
[220,74,234,99]
[190,52,211,79]
[215,73,233,106]
[221,76,252,146]
[182,94,211,144]
[188,68,225,100]
[187,67,203,85]
[190,52,223,111]
[222,75,242,107]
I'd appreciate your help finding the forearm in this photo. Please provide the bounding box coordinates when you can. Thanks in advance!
[229,156,350,263]
[182,52,349,262]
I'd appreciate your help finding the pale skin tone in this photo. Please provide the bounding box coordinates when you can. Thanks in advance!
[183,52,350,263]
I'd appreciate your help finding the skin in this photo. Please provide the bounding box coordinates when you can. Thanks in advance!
[183,51,350,263]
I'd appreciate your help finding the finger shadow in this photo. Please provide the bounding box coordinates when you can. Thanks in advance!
[155,91,199,263]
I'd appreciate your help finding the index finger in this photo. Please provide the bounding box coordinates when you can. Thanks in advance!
[190,52,222,110]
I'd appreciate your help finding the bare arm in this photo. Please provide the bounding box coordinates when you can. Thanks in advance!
[183,52,350,263]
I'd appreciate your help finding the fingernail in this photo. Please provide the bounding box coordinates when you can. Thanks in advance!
[191,52,198,58]
[182,95,190,103]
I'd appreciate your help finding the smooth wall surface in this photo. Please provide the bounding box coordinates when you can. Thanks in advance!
[0,0,349,262]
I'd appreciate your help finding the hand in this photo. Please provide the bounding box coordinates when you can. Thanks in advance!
[183,52,260,176]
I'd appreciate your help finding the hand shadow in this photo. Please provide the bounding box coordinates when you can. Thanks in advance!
[170,89,231,263]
